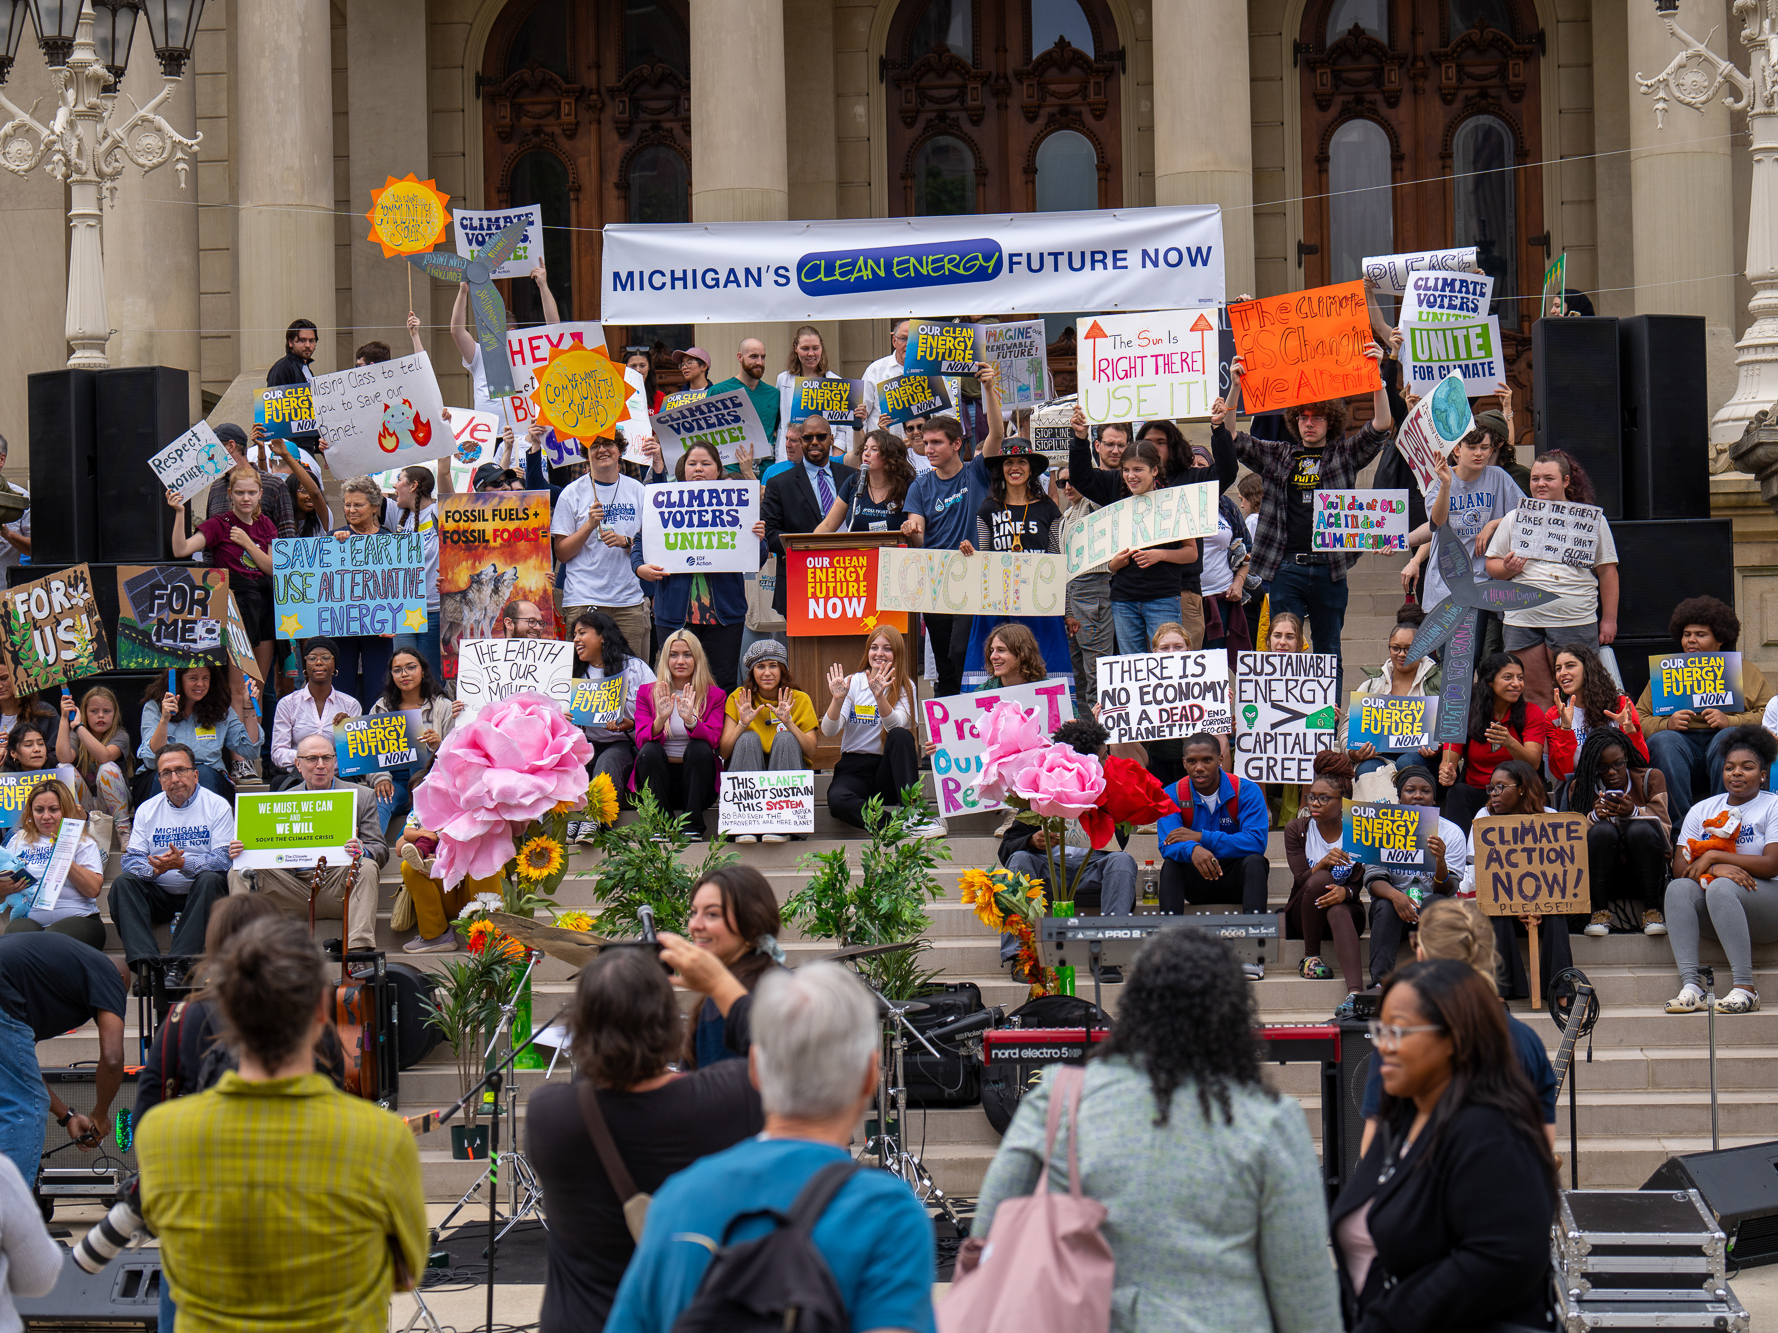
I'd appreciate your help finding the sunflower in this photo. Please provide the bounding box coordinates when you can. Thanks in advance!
[515,835,565,882]
[464,919,524,962]
[587,772,620,826]
[553,909,596,933]
[958,868,995,903]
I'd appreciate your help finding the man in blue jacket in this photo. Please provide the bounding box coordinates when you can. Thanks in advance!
[1156,733,1273,977]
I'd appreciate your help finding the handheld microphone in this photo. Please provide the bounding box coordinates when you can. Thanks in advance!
[637,904,657,944]
[929,1005,1007,1043]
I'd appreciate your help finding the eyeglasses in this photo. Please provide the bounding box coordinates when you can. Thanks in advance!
[1366,1020,1445,1046]
[158,765,195,778]
[803,432,831,443]
[1305,790,1341,806]
[510,616,546,627]
[1296,411,1326,424]
[295,754,335,766]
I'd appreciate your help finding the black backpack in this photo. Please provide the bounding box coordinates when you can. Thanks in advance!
[669,1160,859,1333]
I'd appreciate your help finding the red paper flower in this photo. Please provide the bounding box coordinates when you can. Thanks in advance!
[1080,754,1180,849]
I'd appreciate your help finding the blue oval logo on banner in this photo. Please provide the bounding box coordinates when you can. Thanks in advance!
[797,239,1003,297]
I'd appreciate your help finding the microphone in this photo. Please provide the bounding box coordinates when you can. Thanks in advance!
[637,904,657,944]
[928,1005,1007,1043]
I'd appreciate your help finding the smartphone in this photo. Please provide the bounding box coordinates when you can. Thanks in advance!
[168,668,177,696]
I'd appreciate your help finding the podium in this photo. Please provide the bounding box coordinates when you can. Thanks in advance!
[779,531,911,770]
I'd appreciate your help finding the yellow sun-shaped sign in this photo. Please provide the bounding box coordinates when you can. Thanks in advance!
[366,174,451,258]
[530,344,632,443]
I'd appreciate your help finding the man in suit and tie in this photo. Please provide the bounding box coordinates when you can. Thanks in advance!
[762,414,859,622]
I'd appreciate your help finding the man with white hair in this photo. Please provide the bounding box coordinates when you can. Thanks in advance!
[603,963,936,1333]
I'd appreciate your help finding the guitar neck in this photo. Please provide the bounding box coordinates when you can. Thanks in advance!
[1550,983,1594,1094]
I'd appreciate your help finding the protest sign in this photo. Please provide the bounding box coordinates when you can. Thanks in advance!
[659,387,706,414]
[1392,374,1473,495]
[651,387,771,469]
[455,638,574,718]
[787,547,909,636]
[310,352,450,476]
[234,790,356,871]
[116,566,229,671]
[1473,812,1591,917]
[333,711,424,777]
[365,174,450,257]
[1228,282,1381,414]
[794,377,868,424]
[1399,271,1495,326]
[617,365,654,461]
[1312,490,1410,553]
[0,774,38,831]
[530,343,631,446]
[922,679,1075,818]
[1061,480,1219,577]
[1343,800,1434,868]
[438,491,554,681]
[1648,652,1744,716]
[271,532,426,639]
[1347,694,1439,751]
[222,589,262,683]
[1079,309,1217,423]
[1232,651,1340,783]
[903,320,979,377]
[1542,253,1567,316]
[876,373,952,424]
[444,407,501,469]
[504,319,607,429]
[149,420,232,504]
[979,319,1049,405]
[30,819,85,914]
[0,565,111,693]
[1096,651,1231,743]
[719,770,815,836]
[876,549,1066,617]
[452,204,543,279]
[1510,498,1604,568]
[1402,316,1504,394]
[642,481,762,575]
[255,385,316,441]
[1360,246,1481,295]
[569,676,627,729]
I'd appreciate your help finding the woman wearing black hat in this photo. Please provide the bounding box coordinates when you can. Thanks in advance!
[960,440,1069,689]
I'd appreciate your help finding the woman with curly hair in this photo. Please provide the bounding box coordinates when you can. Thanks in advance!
[1546,643,1645,783]
[816,429,915,534]
[970,928,1340,1331]
[1562,727,1669,938]
[1284,751,1366,988]
[1635,595,1774,830]
[137,664,257,798]
[1438,651,1548,833]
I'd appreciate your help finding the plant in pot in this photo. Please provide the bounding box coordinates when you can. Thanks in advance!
[418,949,519,1159]
[586,786,734,937]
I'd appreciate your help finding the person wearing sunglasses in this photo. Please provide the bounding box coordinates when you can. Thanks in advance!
[762,414,859,629]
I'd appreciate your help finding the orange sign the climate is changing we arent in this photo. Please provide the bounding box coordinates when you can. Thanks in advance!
[1228,281,1382,415]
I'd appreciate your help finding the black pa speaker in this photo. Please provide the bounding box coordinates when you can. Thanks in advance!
[902,981,983,1108]
[15,1251,162,1331]
[1332,1019,1374,1196]
[1619,315,1710,520]
[1533,316,1622,517]
[28,368,100,566]
[1644,1140,1778,1267]
[95,367,189,563]
[1608,519,1734,641]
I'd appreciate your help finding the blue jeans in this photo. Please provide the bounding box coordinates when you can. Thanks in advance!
[0,1007,46,1190]
[1649,727,1733,830]
[378,765,414,834]
[1268,560,1350,676]
[393,609,442,683]
[1112,597,1184,657]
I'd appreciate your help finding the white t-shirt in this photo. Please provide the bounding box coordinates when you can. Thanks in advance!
[1244,511,1259,547]
[7,827,103,924]
[1305,820,1342,865]
[0,488,30,572]
[822,673,912,756]
[1200,509,1237,598]
[396,502,441,612]
[1484,510,1618,628]
[1677,791,1778,861]
[464,346,500,420]
[1424,466,1526,606]
[1761,695,1778,739]
[863,352,903,439]
[553,473,647,608]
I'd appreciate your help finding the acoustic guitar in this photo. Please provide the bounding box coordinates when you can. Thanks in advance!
[307,852,377,1100]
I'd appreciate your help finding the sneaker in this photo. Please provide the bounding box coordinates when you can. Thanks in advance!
[1665,983,1706,1014]
[399,844,428,875]
[907,817,947,839]
[1584,910,1612,937]
[733,834,757,844]
[1299,956,1332,980]
[1241,962,1265,982]
[403,929,460,954]
[1092,965,1122,983]
[762,833,791,844]
[229,757,258,782]
[1331,993,1361,1022]
[685,829,706,844]
[1716,987,1761,1014]
[1642,908,1668,937]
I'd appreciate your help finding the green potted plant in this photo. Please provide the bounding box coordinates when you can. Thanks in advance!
[419,951,516,1159]
[586,787,734,936]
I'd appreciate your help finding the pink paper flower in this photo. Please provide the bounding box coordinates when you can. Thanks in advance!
[1012,745,1106,819]
[974,701,1052,806]
[413,692,594,887]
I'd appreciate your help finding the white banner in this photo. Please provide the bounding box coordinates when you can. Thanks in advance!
[1061,481,1220,577]
[1080,308,1218,424]
[150,421,231,503]
[1511,498,1604,568]
[650,388,771,470]
[454,640,574,719]
[641,480,762,574]
[1392,374,1473,495]
[453,205,544,280]
[1232,651,1340,783]
[600,206,1225,322]
[719,770,815,835]
[1361,246,1481,296]
[921,679,1075,818]
[1096,651,1231,742]
[876,549,1067,617]
[310,352,450,477]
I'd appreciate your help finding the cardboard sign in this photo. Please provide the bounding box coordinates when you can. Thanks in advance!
[503,319,608,441]
[0,565,112,693]
[651,388,772,469]
[904,320,978,377]
[1399,271,1495,326]
[718,770,815,836]
[641,481,762,575]
[1472,812,1592,917]
[1510,498,1604,569]
[1542,253,1568,316]
[150,421,233,504]
[1402,316,1504,394]
[438,491,554,681]
[1096,651,1231,743]
[793,377,868,424]
[455,637,574,718]
[979,319,1049,406]
[271,532,427,639]
[921,679,1075,818]
[1232,651,1340,783]
[234,789,356,871]
[1347,694,1439,752]
[1061,481,1219,577]
[1344,800,1434,868]
[1312,489,1410,553]
[116,566,229,671]
[787,547,908,637]
[569,676,627,729]
[30,818,86,914]
[222,589,263,684]
[333,711,423,777]
[256,385,316,441]
[1228,282,1381,414]
[310,352,450,476]
[1648,652,1744,716]
[0,775,39,832]
[1392,374,1473,495]
[530,344,631,445]
[1079,308,1217,424]
[452,204,543,279]
[1361,246,1481,296]
[877,373,952,425]
[875,549,1066,617]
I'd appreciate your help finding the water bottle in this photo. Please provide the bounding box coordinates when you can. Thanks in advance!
[1056,964,1076,996]
[1140,861,1159,906]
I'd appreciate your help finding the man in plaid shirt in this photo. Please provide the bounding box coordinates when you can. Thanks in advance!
[1211,340,1394,678]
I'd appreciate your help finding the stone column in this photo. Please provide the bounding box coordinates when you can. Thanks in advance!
[1153,0,1256,298]
[233,0,336,378]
